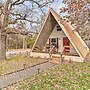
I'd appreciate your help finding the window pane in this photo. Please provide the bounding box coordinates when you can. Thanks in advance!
[57,25,62,31]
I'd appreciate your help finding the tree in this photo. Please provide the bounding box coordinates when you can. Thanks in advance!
[0,0,55,60]
[60,0,90,36]
[27,34,37,48]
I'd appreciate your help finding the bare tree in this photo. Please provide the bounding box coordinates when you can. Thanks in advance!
[60,0,90,33]
[0,0,55,60]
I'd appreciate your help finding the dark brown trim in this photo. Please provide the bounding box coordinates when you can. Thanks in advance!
[49,38,50,45]
[57,38,58,48]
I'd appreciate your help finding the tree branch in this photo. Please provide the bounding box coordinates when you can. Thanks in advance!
[10,12,39,24]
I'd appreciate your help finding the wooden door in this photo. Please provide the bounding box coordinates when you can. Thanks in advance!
[63,37,70,53]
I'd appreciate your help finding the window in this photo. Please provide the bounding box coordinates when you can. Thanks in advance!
[57,26,60,28]
[51,38,56,42]
[57,25,62,31]
[51,38,56,45]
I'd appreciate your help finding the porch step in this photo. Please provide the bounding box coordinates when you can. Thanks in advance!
[52,55,61,59]
[49,55,64,64]
[49,59,61,64]
[64,50,70,52]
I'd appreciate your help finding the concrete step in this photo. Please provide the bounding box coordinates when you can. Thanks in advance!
[49,59,61,64]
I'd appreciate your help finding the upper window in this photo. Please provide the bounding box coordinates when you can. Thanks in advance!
[57,25,62,31]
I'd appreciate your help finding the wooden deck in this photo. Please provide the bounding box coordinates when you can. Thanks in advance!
[30,52,84,62]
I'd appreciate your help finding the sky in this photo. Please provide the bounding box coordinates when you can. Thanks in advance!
[23,0,64,13]
[15,0,65,31]
[50,0,64,14]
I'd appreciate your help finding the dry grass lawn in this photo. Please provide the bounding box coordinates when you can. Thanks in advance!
[0,55,48,75]
[6,62,90,90]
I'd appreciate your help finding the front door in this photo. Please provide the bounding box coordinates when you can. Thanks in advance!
[63,37,70,53]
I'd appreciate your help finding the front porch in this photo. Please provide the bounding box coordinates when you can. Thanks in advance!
[33,44,79,56]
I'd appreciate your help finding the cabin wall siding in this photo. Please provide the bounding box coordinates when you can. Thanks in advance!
[46,24,78,54]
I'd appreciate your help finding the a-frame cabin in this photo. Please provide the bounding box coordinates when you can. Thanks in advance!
[31,8,89,62]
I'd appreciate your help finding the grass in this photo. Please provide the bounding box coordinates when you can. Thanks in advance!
[0,55,47,75]
[6,62,90,90]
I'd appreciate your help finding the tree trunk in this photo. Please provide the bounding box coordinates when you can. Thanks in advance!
[0,0,11,60]
[16,41,18,49]
[6,35,9,51]
[23,35,27,49]
[0,33,6,60]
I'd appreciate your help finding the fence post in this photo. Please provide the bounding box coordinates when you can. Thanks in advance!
[23,64,26,69]
[37,68,40,74]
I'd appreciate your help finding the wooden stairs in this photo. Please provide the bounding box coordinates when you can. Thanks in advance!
[49,54,65,64]
[48,46,72,64]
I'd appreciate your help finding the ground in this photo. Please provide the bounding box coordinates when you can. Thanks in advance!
[0,55,47,75]
[5,62,90,90]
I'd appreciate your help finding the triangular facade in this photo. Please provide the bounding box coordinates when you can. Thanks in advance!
[32,8,89,58]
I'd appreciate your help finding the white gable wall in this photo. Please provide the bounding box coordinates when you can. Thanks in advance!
[49,24,66,38]
[46,24,78,55]
[49,24,65,52]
